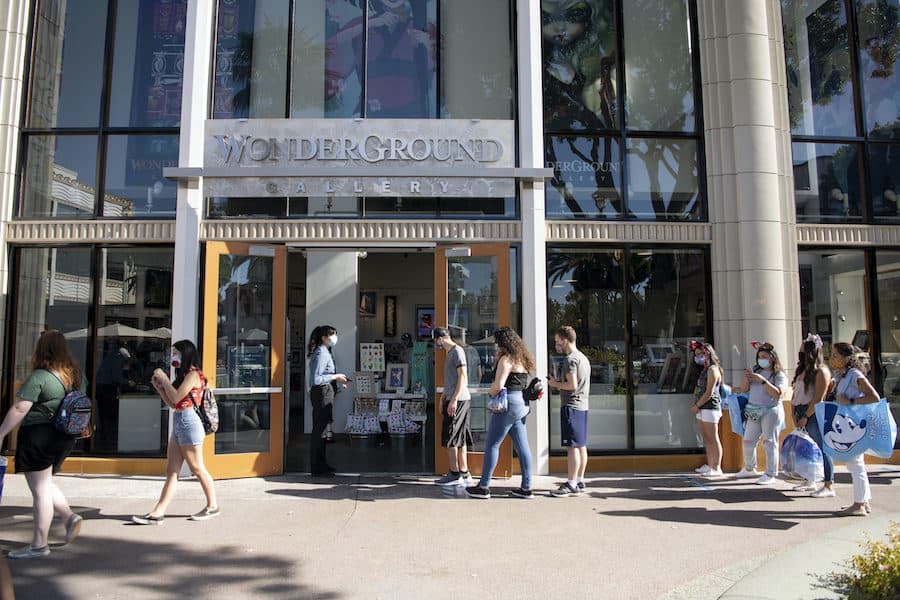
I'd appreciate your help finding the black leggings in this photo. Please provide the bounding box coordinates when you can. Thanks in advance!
[310,384,334,472]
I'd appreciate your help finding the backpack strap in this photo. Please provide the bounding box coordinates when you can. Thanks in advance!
[40,369,71,419]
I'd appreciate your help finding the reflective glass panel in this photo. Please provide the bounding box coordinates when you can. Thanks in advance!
[629,249,707,449]
[213,0,289,119]
[365,0,437,118]
[875,251,900,447]
[109,0,187,127]
[364,197,439,217]
[441,0,514,119]
[869,144,900,220]
[625,138,700,220]
[208,197,288,218]
[545,135,623,218]
[28,0,107,128]
[21,135,98,218]
[798,251,867,352]
[856,0,900,138]
[288,197,361,217]
[546,249,627,450]
[792,142,863,221]
[541,0,618,131]
[623,0,695,132]
[291,0,364,117]
[103,135,179,217]
[781,0,858,137]
[215,253,275,453]
[92,248,174,455]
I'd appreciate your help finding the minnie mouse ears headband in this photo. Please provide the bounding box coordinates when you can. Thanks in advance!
[750,340,774,351]
[804,333,824,349]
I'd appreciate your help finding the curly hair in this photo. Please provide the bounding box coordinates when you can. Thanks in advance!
[493,327,535,373]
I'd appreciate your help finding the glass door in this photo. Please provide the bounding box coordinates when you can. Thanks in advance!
[434,243,512,476]
[202,242,286,478]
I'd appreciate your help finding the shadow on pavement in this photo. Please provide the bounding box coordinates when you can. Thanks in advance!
[597,506,836,530]
[2,534,339,600]
[265,475,447,502]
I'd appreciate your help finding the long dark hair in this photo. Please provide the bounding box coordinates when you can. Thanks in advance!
[493,327,536,373]
[754,344,783,374]
[172,339,201,388]
[792,338,824,390]
[831,342,862,372]
[32,329,82,389]
[307,325,336,357]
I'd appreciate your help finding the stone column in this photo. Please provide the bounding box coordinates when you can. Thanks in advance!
[518,0,550,475]
[698,1,801,469]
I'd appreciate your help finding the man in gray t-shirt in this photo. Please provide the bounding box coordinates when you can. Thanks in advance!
[433,327,473,487]
[547,326,591,497]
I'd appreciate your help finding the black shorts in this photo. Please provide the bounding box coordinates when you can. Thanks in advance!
[440,399,473,448]
[15,423,75,474]
[560,406,588,448]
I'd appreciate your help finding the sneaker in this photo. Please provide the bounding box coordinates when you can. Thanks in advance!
[189,507,220,521]
[465,486,491,499]
[131,513,165,525]
[756,474,776,485]
[7,545,50,559]
[811,486,836,498]
[793,481,817,492]
[510,488,534,499]
[435,472,460,485]
[694,464,711,474]
[460,473,475,487]
[550,482,581,497]
[703,469,724,478]
[64,513,83,544]
[734,468,761,479]
[576,481,586,491]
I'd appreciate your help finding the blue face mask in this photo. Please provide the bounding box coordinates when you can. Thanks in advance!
[757,358,771,369]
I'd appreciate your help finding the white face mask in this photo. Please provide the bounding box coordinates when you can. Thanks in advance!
[328,335,338,348]
[171,352,182,369]
[694,355,706,366]
[757,358,771,369]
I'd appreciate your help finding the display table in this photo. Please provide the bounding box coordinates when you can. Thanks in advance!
[350,392,427,458]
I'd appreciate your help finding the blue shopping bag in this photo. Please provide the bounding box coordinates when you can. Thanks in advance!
[724,392,749,437]
[815,399,898,461]
[779,428,825,482]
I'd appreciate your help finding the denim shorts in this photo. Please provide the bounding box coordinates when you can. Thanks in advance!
[171,408,206,446]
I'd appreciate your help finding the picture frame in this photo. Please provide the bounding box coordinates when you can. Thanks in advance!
[359,343,385,372]
[657,353,684,393]
[144,269,172,309]
[385,363,409,392]
[416,306,435,339]
[815,314,832,336]
[359,291,377,318]
[384,295,397,337]
[852,329,870,351]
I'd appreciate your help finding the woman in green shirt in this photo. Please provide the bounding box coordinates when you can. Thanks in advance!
[0,330,84,559]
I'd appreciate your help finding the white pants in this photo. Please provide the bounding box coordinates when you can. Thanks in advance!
[742,404,783,476]
[845,454,871,504]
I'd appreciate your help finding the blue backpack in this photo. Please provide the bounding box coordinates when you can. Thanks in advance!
[48,370,93,438]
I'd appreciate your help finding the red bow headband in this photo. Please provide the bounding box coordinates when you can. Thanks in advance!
[750,340,774,351]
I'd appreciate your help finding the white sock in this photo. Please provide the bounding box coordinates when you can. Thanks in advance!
[567,479,577,488]
[577,478,584,484]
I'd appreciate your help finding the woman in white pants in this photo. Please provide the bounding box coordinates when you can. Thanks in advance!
[732,341,788,485]
[829,342,880,517]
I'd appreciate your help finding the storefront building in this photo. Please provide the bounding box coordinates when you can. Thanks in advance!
[0,0,897,479]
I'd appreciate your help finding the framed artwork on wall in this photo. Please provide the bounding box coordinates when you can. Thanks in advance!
[416,306,435,339]
[359,291,377,317]
[386,363,409,392]
[815,314,832,336]
[384,295,397,337]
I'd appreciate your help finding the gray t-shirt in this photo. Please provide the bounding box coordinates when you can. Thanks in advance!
[560,349,590,410]
[443,344,471,402]
[747,368,788,408]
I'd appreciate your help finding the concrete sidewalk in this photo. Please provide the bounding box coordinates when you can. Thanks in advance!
[1,466,898,600]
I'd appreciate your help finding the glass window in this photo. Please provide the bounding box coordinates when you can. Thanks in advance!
[875,251,900,447]
[869,144,900,219]
[21,136,99,218]
[792,142,863,221]
[541,0,618,131]
[630,249,707,449]
[855,0,900,139]
[547,249,627,450]
[290,0,364,117]
[798,251,868,350]
[436,198,517,219]
[364,197,439,217]
[28,0,108,128]
[109,0,187,127]
[440,0,514,119]
[213,0,290,119]
[287,196,361,218]
[782,0,858,137]
[623,0,696,132]
[626,138,700,220]
[365,0,437,118]
[93,248,174,455]
[208,197,288,218]
[103,135,179,217]
[545,135,623,219]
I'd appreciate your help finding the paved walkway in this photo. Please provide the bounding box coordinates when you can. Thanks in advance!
[1,466,898,599]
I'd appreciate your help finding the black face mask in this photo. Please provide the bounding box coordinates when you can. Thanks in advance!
[798,352,805,362]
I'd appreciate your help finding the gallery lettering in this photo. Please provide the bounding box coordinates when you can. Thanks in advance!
[215,134,505,165]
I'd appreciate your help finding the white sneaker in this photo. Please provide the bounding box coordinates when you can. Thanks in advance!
[703,469,723,478]
[756,474,776,485]
[734,468,761,479]
[461,473,475,487]
[811,486,836,498]
[694,464,711,474]
[793,481,817,492]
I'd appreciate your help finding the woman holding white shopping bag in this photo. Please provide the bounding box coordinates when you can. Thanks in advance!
[790,334,834,497]
[828,342,879,517]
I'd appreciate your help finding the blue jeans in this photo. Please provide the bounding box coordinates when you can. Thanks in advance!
[792,405,834,483]
[478,391,532,490]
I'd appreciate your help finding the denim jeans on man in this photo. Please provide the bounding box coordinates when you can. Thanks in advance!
[478,390,532,490]
[791,404,834,483]
[742,404,784,476]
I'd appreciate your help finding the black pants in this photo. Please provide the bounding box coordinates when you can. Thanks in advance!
[310,384,334,473]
